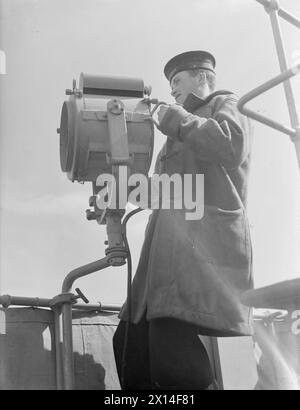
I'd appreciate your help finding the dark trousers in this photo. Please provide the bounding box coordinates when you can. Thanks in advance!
[113,315,214,390]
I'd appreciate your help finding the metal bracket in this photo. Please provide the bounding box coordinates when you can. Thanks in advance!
[50,288,89,309]
[0,295,12,308]
[106,99,131,166]
[263,0,279,14]
[105,152,134,166]
[50,293,76,309]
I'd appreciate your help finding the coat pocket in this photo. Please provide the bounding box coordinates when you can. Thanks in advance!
[196,206,251,269]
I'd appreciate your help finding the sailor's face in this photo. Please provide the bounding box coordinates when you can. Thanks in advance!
[170,70,199,104]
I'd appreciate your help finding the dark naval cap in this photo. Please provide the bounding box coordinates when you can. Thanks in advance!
[164,50,216,83]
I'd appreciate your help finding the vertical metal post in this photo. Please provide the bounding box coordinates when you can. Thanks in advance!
[211,338,224,390]
[53,308,64,390]
[61,302,75,390]
[268,5,299,129]
[59,257,112,390]
[294,136,300,173]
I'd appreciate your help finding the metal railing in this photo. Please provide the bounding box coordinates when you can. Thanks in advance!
[0,293,121,390]
[237,0,300,171]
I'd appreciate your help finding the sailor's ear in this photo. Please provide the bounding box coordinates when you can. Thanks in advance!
[197,71,207,85]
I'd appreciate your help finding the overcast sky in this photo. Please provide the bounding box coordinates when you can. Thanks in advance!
[0,0,299,306]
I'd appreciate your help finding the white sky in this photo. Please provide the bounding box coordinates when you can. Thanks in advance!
[0,0,299,306]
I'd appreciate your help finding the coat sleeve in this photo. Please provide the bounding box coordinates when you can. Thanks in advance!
[159,96,252,169]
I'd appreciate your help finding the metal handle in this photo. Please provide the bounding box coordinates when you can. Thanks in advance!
[144,99,168,129]
[74,288,89,304]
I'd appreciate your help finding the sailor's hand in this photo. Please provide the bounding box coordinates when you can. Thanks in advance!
[157,104,170,124]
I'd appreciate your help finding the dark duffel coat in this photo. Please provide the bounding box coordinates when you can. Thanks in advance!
[120,90,254,336]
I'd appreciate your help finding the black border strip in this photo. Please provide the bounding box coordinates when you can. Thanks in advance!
[83,87,144,97]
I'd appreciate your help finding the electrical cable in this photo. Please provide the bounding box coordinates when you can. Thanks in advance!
[120,207,144,388]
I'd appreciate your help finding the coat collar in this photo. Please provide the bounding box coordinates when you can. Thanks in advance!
[183,89,234,113]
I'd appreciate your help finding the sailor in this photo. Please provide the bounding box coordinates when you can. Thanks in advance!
[113,50,254,390]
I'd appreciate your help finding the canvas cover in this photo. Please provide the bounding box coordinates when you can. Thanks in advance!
[0,307,120,390]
